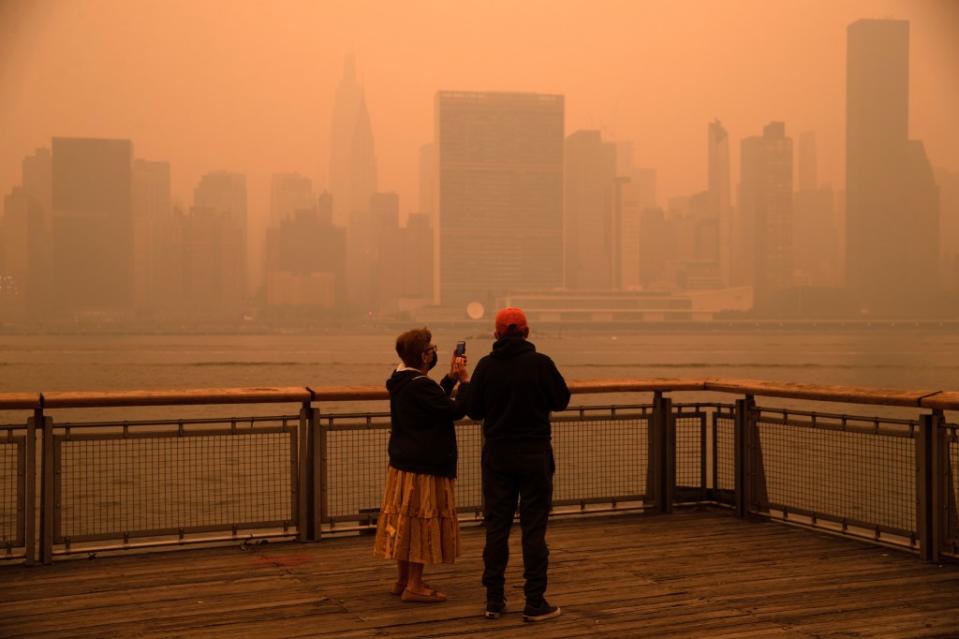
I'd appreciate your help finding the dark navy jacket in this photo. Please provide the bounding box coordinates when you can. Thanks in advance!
[467,336,570,449]
[386,369,470,478]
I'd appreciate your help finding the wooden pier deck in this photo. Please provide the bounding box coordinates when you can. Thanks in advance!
[2,509,958,639]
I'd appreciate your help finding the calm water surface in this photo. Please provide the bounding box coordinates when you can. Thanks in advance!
[1,329,957,421]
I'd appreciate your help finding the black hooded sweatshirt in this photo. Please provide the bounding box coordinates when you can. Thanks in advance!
[385,369,470,478]
[467,336,570,449]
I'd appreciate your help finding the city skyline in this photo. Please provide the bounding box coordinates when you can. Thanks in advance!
[2,1,957,228]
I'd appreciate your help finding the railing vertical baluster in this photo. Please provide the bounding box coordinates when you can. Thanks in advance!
[734,397,748,519]
[748,396,767,514]
[646,393,661,511]
[663,395,675,513]
[311,408,326,541]
[25,409,38,565]
[40,414,54,564]
[917,412,933,561]
[700,410,707,502]
[297,402,310,542]
[918,410,945,562]
[647,392,674,513]
[711,410,719,500]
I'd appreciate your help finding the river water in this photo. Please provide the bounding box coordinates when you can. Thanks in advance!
[1,328,956,546]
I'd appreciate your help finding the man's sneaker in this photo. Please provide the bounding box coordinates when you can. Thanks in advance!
[523,599,562,622]
[484,599,507,619]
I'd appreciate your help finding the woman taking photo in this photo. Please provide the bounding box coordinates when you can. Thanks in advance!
[374,328,470,603]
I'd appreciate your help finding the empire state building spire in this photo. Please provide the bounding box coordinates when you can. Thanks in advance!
[329,55,377,227]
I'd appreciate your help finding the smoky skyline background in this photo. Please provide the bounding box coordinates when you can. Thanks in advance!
[1,0,959,326]
[3,0,957,224]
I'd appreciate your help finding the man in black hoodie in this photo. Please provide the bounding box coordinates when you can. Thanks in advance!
[467,307,570,622]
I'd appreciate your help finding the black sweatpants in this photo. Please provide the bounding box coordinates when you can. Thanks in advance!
[481,444,554,606]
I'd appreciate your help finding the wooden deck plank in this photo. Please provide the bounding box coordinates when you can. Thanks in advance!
[1,509,958,639]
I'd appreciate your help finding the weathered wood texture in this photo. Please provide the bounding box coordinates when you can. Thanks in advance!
[42,387,313,409]
[0,393,41,410]
[703,378,939,407]
[1,378,952,412]
[918,391,959,411]
[2,509,957,638]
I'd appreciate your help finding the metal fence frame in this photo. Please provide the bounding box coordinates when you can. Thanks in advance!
[41,414,302,559]
[1,380,957,564]
[0,427,27,557]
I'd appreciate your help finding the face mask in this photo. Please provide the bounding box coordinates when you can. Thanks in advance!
[427,350,438,370]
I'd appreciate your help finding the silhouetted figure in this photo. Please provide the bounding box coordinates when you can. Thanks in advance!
[468,307,570,622]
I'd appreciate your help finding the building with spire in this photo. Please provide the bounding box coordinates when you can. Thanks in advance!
[329,55,377,228]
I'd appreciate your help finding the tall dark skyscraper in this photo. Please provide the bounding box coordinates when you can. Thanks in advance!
[794,132,840,287]
[846,19,938,312]
[564,130,617,290]
[52,137,134,311]
[329,55,377,227]
[739,122,794,305]
[436,91,564,308]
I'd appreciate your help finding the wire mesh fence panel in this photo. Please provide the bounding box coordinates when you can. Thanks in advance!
[455,422,483,514]
[56,420,297,543]
[323,408,648,523]
[674,409,705,492]
[326,417,391,522]
[754,410,915,536]
[0,433,24,550]
[551,410,648,505]
[714,408,736,495]
[947,422,959,556]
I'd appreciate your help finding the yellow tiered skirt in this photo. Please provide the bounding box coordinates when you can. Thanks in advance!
[373,466,460,565]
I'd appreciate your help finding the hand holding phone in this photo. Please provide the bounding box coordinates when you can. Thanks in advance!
[451,341,468,383]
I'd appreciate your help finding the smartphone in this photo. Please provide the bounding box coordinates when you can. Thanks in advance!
[454,341,466,357]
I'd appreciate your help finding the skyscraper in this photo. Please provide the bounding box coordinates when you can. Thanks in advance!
[436,91,564,308]
[564,130,617,290]
[794,132,840,287]
[707,120,731,285]
[193,171,247,302]
[846,19,938,311]
[419,142,437,223]
[181,206,245,313]
[370,191,402,314]
[131,159,172,310]
[270,173,314,227]
[935,167,959,289]
[51,137,134,311]
[329,55,377,227]
[265,208,346,310]
[739,122,794,306]
[1,147,52,313]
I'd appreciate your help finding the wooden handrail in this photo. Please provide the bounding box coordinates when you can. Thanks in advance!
[41,387,312,409]
[702,378,941,408]
[0,378,954,410]
[0,393,42,410]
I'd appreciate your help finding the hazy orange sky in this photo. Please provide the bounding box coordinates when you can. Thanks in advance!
[2,0,957,226]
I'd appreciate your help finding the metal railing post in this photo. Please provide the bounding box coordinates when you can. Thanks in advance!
[24,410,39,565]
[734,397,748,519]
[647,392,674,513]
[39,414,54,564]
[662,396,675,513]
[746,395,766,514]
[297,402,311,542]
[313,409,327,540]
[646,393,662,511]
[918,411,945,562]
